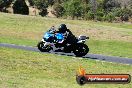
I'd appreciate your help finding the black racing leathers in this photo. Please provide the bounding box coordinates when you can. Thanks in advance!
[57,29,77,44]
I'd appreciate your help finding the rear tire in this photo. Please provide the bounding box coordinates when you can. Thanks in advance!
[63,45,72,53]
[73,44,89,57]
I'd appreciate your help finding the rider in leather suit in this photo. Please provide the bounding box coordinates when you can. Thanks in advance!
[57,24,77,44]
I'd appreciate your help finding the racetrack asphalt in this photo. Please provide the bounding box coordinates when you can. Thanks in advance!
[0,43,132,65]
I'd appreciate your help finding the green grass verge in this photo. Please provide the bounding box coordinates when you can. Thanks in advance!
[88,39,132,58]
[97,21,132,29]
[0,36,36,46]
[0,47,132,88]
[0,13,132,58]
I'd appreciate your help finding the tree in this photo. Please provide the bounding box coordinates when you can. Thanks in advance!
[90,0,97,20]
[119,8,132,21]
[64,0,83,19]
[13,0,29,15]
[81,0,90,17]
[33,0,48,16]
[48,0,54,6]
[0,0,3,5]
[103,0,121,12]
[81,0,89,4]
[28,0,34,6]
[0,0,4,11]
[53,3,64,17]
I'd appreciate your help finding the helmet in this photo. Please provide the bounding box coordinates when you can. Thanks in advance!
[58,24,67,33]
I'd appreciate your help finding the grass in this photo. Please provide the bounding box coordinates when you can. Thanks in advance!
[88,39,132,58]
[0,13,132,58]
[97,21,132,30]
[0,47,132,88]
[0,36,36,46]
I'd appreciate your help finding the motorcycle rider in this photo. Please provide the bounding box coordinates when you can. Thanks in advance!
[57,24,77,44]
[47,24,76,44]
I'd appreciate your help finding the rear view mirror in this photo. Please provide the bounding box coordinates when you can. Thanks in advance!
[86,37,89,39]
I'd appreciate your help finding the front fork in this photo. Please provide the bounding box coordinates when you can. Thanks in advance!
[41,39,64,52]
[41,39,58,51]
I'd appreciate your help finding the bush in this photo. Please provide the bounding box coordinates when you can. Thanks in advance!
[13,0,29,15]
[104,12,115,22]
[111,7,132,21]
[96,11,105,21]
[120,8,132,21]
[84,11,94,20]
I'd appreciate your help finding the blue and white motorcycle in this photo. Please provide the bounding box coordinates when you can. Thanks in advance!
[37,31,89,57]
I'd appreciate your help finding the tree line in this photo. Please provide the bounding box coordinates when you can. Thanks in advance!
[0,0,132,22]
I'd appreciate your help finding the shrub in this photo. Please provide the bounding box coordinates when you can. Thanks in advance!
[120,8,132,21]
[84,11,94,20]
[96,10,105,21]
[104,12,115,22]
[111,7,132,21]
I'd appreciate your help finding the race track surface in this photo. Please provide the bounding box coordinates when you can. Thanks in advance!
[0,43,132,65]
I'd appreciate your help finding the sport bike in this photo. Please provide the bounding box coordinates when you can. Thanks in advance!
[37,31,89,57]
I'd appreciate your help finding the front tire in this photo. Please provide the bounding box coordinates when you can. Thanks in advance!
[73,44,89,57]
[37,41,52,52]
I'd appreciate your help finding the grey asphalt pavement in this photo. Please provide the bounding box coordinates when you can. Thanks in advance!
[0,43,132,65]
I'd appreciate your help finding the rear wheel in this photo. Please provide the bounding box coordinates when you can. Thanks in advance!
[73,44,89,57]
[63,45,72,53]
[37,41,52,52]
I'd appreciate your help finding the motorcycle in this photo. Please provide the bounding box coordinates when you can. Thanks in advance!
[37,31,89,57]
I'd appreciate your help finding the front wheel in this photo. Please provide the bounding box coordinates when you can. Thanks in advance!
[37,41,52,52]
[73,44,89,57]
